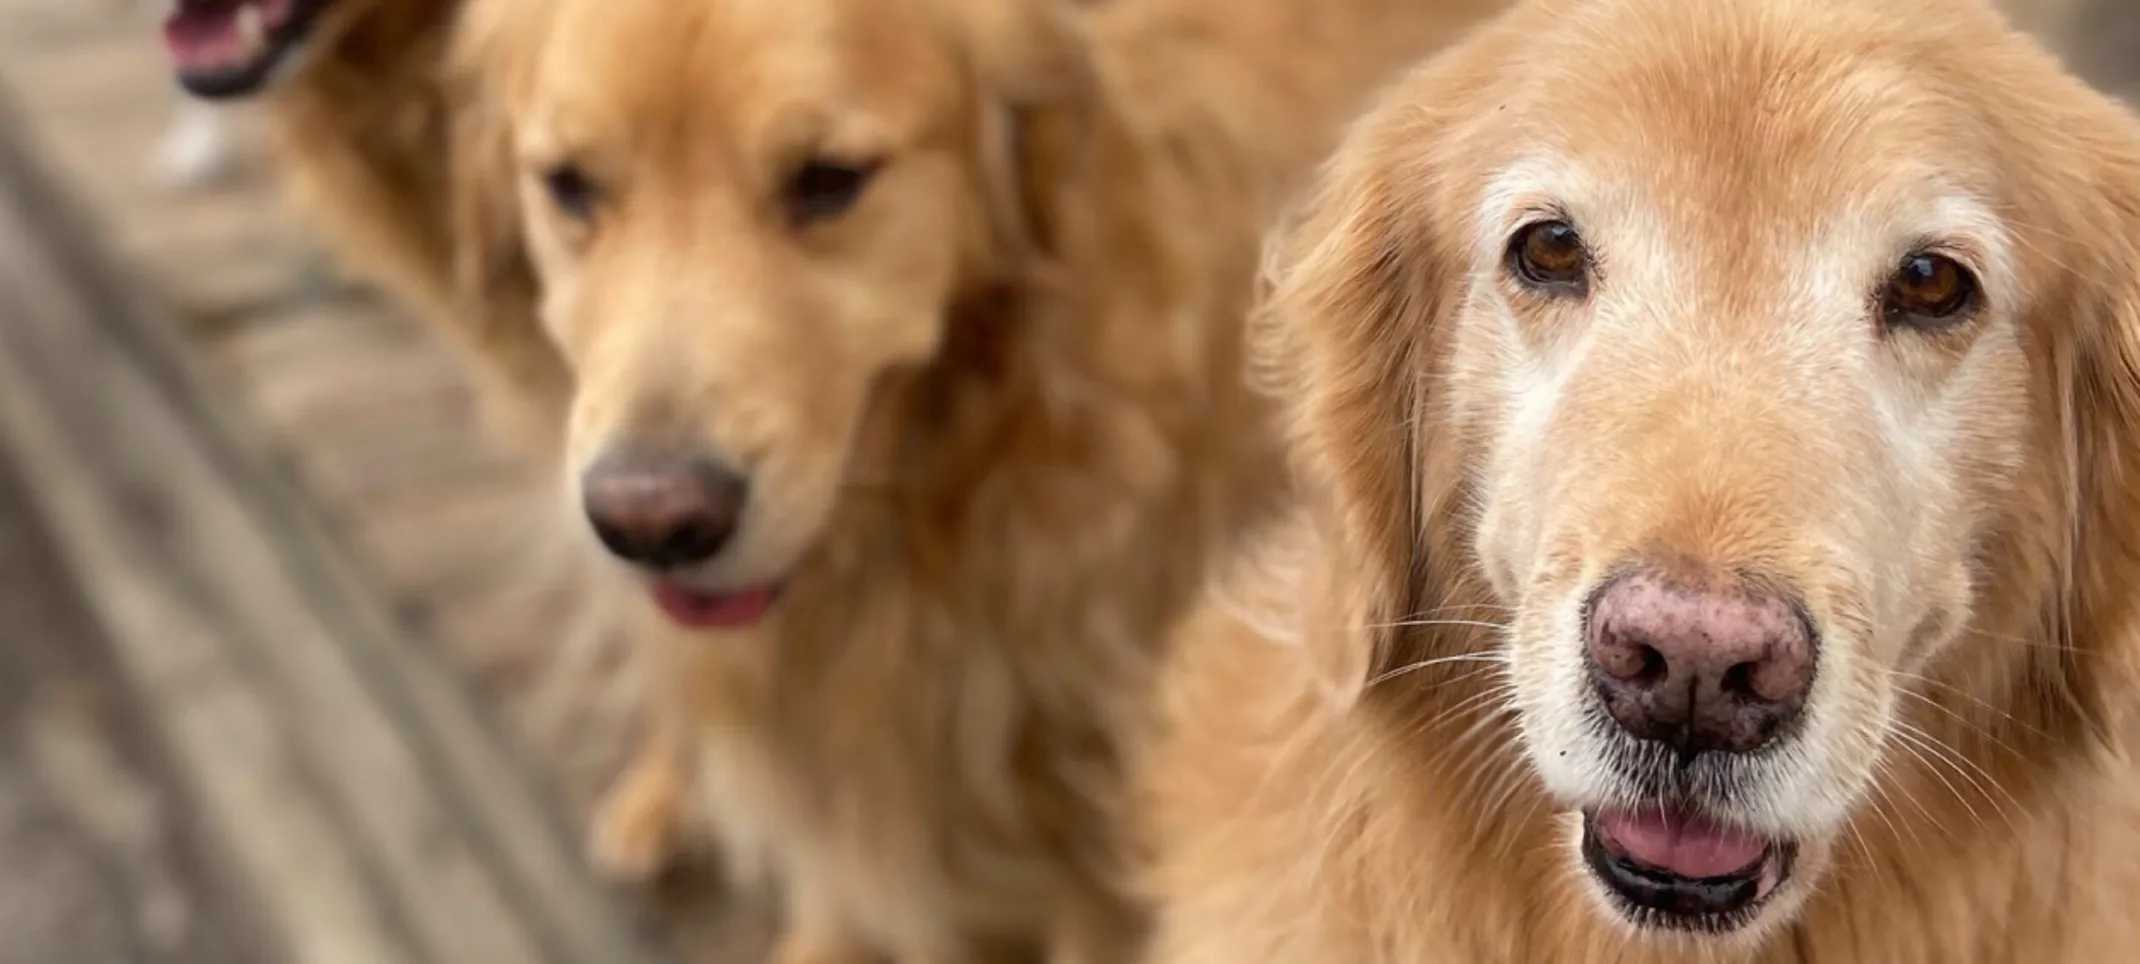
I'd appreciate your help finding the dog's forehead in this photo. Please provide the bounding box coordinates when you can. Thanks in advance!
[1470,8,2017,284]
[527,0,959,143]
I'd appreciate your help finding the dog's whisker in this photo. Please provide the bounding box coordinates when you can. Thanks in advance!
[1415,682,1520,776]
[1871,747,1951,844]
[1835,810,1878,881]
[1451,741,1521,815]
[1861,757,1924,854]
[1888,669,2052,741]
[1437,722,1522,814]
[1381,601,1520,618]
[1366,651,1510,689]
[1355,617,1514,634]
[1436,707,1518,784]
[1890,685,2031,761]
[1399,665,1513,706]
[1891,720,2022,833]
[1416,685,1519,753]
[1494,782,1550,866]
[1952,625,2076,653]
[1886,729,1997,839]
[1476,751,1538,843]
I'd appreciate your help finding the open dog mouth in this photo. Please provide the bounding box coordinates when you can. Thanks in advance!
[649,580,784,630]
[163,0,333,98]
[1581,808,1796,934]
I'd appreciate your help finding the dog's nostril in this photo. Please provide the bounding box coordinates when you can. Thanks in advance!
[1634,645,1668,686]
[590,519,637,559]
[656,521,727,567]
[1721,661,1751,698]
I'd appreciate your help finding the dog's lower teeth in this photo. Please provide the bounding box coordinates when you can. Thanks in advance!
[236,4,266,56]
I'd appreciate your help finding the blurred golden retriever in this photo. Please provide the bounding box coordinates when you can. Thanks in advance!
[154,0,569,448]
[1141,0,2140,960]
[445,0,1499,959]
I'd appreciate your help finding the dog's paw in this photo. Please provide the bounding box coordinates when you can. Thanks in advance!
[586,761,688,883]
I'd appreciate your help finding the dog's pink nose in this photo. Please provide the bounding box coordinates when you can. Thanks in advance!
[1584,570,1815,755]
[580,452,747,571]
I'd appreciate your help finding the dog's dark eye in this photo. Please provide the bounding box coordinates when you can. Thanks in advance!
[1508,220,1590,295]
[1881,253,1978,331]
[785,158,880,226]
[542,163,600,220]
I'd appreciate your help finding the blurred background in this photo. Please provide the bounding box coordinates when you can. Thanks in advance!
[0,2,2131,963]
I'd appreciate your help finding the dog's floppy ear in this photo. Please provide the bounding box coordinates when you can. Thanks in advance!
[440,0,572,453]
[2040,124,2140,745]
[937,0,1097,265]
[1248,58,1494,690]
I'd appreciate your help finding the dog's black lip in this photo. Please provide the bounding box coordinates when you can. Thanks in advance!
[1580,811,1796,935]
[177,60,283,99]
[171,0,335,100]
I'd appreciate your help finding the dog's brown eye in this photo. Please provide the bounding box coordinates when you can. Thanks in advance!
[542,163,599,220]
[786,158,880,226]
[1882,253,1978,331]
[1509,220,1589,294]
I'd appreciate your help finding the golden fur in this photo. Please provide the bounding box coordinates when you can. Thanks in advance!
[443,0,1499,960]
[1141,0,2140,961]
[251,0,569,449]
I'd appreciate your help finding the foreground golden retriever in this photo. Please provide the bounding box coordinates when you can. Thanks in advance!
[445,0,1500,958]
[1142,0,2140,960]
[156,0,569,447]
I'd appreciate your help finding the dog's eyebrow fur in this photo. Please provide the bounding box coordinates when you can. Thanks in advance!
[1914,193,2015,310]
[1793,188,2015,329]
[1474,155,1582,249]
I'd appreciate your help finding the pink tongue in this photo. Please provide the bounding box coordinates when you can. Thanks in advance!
[651,583,776,629]
[163,7,241,65]
[1595,809,1768,879]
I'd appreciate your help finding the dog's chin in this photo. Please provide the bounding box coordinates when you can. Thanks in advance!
[1578,808,1799,937]
[164,0,334,99]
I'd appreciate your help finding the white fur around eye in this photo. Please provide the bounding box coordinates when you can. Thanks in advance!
[1474,156,1579,259]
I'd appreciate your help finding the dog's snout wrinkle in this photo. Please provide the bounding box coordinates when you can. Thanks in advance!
[1585,571,1815,756]
[580,451,749,570]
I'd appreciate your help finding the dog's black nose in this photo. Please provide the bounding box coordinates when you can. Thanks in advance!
[1585,569,1816,756]
[580,452,748,570]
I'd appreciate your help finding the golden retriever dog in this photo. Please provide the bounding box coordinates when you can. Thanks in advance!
[1141,0,2140,961]
[155,0,569,447]
[444,0,1501,959]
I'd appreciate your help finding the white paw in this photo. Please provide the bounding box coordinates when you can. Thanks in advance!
[586,768,688,883]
